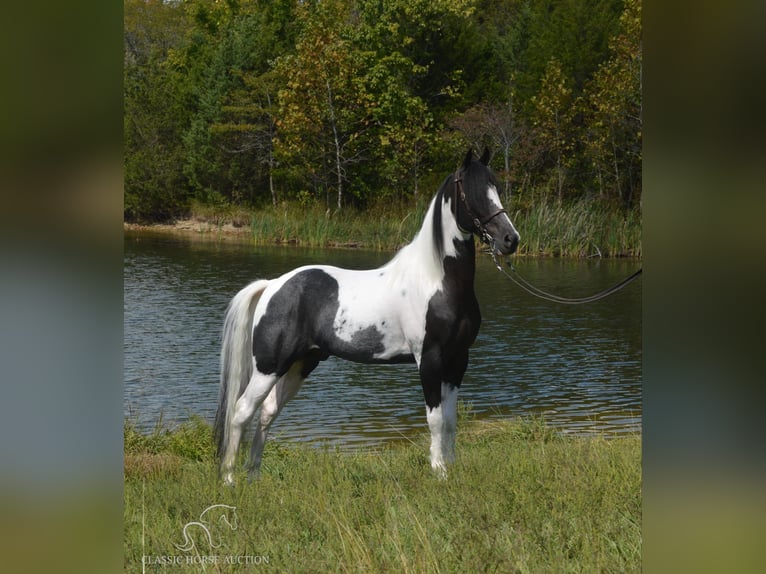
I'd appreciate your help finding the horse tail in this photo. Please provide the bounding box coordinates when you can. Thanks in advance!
[214,279,270,463]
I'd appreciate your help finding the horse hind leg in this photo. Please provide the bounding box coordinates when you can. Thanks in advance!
[221,368,279,486]
[247,361,306,480]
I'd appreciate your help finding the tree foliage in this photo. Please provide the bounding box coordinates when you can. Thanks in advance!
[124,0,642,220]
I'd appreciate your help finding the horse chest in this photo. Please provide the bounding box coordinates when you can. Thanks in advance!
[423,283,481,352]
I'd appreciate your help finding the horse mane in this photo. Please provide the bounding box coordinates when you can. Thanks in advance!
[384,174,454,284]
[386,154,495,281]
[431,179,449,262]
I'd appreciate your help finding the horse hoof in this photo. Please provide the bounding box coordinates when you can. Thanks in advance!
[431,464,448,480]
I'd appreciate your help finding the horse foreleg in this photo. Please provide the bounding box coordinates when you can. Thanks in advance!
[247,362,305,480]
[424,382,459,478]
[426,401,447,478]
[441,383,459,465]
[420,344,465,478]
[221,369,279,486]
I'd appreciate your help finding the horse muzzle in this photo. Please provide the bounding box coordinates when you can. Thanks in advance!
[499,231,520,255]
[485,218,520,256]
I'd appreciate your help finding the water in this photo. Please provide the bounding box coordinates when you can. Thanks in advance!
[124,232,641,446]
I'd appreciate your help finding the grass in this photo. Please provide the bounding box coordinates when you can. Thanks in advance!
[247,201,427,251]
[514,199,642,258]
[124,414,641,573]
[182,196,641,257]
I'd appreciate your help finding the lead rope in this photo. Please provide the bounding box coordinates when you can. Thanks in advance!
[486,244,642,305]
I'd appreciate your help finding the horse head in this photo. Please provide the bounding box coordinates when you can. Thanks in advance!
[453,148,520,256]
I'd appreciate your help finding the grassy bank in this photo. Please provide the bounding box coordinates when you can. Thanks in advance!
[148,197,641,257]
[124,416,641,572]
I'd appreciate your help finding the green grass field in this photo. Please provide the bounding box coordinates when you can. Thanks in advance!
[124,415,641,573]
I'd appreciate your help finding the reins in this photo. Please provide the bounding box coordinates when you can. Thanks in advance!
[455,166,641,304]
[496,258,642,304]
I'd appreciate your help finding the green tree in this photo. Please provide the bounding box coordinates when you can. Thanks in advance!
[584,0,642,208]
[124,0,191,220]
[513,0,622,110]
[176,0,242,206]
[530,58,576,200]
[352,0,486,200]
[204,2,295,206]
[123,0,640,221]
[276,0,375,209]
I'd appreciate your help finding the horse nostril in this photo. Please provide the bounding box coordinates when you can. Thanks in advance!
[505,233,519,253]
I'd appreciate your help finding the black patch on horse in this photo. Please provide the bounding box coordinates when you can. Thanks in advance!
[253,269,413,377]
[420,239,481,409]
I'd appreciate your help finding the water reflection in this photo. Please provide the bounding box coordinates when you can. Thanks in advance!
[124,232,641,445]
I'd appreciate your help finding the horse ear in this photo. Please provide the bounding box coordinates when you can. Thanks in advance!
[479,147,491,166]
[463,148,474,169]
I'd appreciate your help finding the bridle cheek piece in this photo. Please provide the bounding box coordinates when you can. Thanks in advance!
[453,169,507,249]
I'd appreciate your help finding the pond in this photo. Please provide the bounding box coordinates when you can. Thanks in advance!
[124,231,641,447]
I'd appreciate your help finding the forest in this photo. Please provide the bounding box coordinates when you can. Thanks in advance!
[124,0,641,224]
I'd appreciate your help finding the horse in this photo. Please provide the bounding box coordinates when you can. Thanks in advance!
[214,148,520,484]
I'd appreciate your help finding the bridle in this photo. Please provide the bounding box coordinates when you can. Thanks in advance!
[452,167,642,303]
[453,168,507,247]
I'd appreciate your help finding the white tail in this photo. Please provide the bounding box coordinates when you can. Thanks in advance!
[214,280,270,464]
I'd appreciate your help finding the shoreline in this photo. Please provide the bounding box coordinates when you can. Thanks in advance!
[123,213,643,261]
[124,218,251,237]
[123,219,371,249]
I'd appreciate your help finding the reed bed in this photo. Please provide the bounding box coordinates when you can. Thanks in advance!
[186,198,641,257]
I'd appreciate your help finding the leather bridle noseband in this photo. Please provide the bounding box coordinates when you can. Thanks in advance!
[453,168,507,247]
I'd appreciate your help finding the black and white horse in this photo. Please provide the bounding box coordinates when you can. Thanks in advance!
[214,149,520,484]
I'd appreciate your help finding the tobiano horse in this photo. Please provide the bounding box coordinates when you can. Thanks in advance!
[214,149,520,484]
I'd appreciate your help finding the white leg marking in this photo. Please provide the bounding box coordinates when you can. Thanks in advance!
[426,402,447,478]
[441,383,458,465]
[221,370,278,486]
[426,383,460,478]
[247,362,305,480]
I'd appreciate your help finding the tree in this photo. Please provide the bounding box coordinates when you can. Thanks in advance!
[450,97,521,203]
[276,0,373,209]
[124,0,190,220]
[530,58,576,200]
[204,2,295,207]
[123,0,640,220]
[584,0,642,208]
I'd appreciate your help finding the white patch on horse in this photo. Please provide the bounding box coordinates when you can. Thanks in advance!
[329,195,462,362]
[426,383,460,478]
[388,194,449,283]
[328,266,410,359]
[487,184,519,237]
[439,193,470,257]
[486,183,504,211]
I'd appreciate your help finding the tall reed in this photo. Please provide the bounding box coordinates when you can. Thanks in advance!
[188,197,641,256]
[515,199,641,257]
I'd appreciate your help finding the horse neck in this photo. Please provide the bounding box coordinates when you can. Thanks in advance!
[389,189,476,290]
